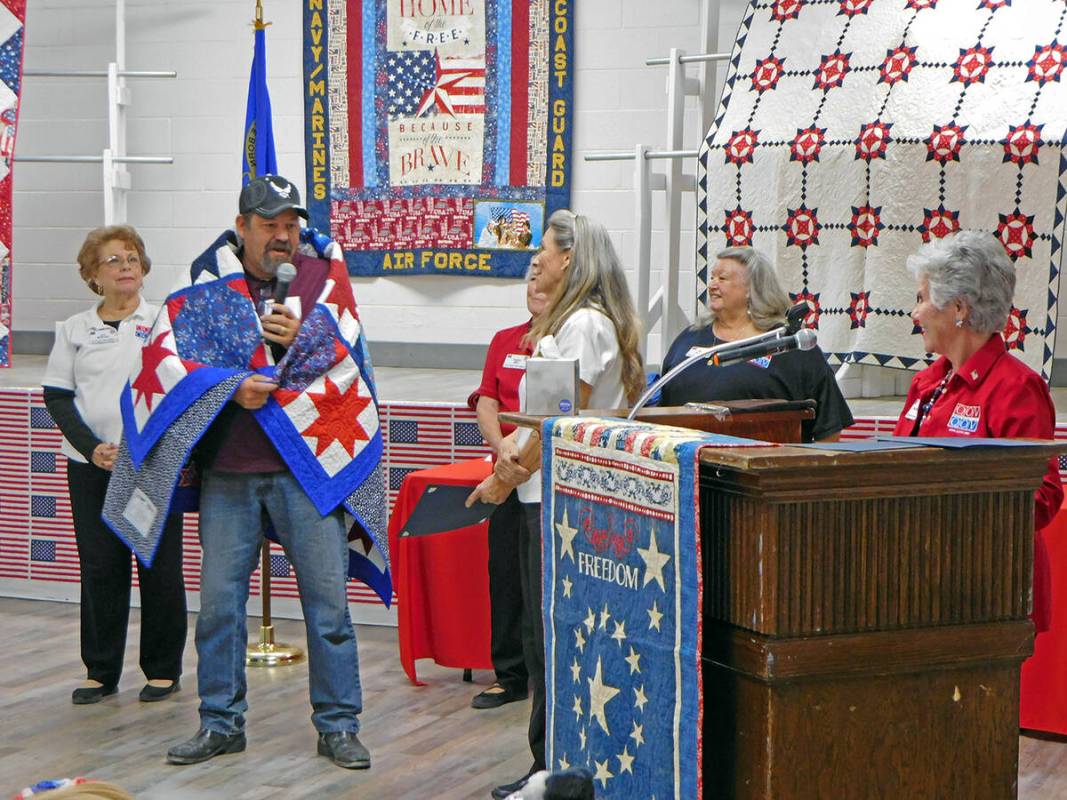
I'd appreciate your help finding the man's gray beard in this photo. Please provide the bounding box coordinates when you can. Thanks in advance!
[261,250,291,276]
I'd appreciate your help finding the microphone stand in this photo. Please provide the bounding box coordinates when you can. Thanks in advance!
[627,326,790,420]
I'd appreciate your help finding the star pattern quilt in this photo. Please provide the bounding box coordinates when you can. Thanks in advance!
[698,0,1067,377]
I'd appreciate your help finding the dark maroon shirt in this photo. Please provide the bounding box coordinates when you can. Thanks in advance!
[199,252,330,473]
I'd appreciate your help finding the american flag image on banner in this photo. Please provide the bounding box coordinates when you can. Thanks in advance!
[27,396,77,584]
[381,402,490,507]
[0,390,29,578]
[422,54,486,116]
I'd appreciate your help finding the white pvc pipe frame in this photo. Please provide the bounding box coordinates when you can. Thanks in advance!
[16,0,174,225]
[582,0,726,365]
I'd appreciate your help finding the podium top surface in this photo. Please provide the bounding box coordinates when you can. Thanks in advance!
[691,439,1066,470]
[502,409,1067,476]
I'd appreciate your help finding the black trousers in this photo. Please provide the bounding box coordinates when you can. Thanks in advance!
[68,459,187,686]
[518,501,546,772]
[487,490,529,693]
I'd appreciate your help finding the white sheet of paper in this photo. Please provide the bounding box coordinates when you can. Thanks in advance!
[123,487,158,538]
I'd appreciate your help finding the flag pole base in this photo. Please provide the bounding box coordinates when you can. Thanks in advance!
[246,624,304,667]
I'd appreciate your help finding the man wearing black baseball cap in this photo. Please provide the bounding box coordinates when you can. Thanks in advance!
[238,174,309,220]
[166,174,373,771]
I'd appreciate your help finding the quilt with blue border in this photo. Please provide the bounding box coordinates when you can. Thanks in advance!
[542,416,768,798]
[102,228,390,604]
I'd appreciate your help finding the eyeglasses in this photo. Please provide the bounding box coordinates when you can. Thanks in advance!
[98,254,142,269]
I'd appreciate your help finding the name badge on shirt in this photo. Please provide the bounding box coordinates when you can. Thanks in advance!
[135,324,152,342]
[503,353,528,370]
[904,399,920,421]
[88,326,120,346]
[947,403,981,434]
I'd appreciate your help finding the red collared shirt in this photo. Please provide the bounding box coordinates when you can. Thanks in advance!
[468,320,533,436]
[895,335,1063,630]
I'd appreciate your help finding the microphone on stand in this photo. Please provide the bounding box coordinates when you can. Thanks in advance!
[629,324,791,419]
[709,327,817,367]
[785,302,809,333]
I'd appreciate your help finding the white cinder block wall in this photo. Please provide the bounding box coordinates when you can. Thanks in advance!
[14,0,751,368]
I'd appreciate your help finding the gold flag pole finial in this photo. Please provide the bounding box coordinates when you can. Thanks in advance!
[254,0,271,30]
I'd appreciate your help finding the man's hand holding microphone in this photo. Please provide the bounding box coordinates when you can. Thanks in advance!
[237,262,300,409]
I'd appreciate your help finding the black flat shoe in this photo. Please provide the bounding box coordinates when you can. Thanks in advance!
[472,683,529,710]
[71,684,117,705]
[139,680,180,702]
[491,771,534,799]
[166,728,246,765]
[317,731,371,769]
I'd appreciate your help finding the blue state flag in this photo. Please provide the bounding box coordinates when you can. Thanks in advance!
[242,25,278,185]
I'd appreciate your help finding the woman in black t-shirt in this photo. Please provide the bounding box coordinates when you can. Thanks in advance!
[659,246,853,441]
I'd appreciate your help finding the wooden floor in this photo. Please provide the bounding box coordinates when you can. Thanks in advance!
[2,596,1067,799]
[0,597,530,799]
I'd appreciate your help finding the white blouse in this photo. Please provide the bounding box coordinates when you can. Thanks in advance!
[516,306,625,504]
[42,298,156,462]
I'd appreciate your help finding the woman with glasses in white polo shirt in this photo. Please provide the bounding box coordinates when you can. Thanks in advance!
[42,225,187,705]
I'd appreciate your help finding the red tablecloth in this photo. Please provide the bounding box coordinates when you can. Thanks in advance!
[1021,500,1067,733]
[388,457,494,685]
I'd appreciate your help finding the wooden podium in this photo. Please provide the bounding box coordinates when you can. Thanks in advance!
[696,440,1061,799]
[512,404,1058,798]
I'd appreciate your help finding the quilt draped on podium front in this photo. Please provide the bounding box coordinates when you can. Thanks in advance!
[697,0,1067,378]
[0,0,26,367]
[101,228,391,605]
[302,0,574,278]
[542,417,767,799]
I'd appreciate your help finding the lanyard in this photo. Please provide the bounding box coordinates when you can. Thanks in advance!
[910,370,954,436]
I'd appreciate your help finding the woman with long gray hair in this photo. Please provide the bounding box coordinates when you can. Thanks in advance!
[468,209,644,798]
[658,245,852,441]
[893,230,1062,630]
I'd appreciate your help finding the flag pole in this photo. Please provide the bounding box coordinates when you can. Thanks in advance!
[254,0,270,30]
[243,0,299,669]
[247,539,304,666]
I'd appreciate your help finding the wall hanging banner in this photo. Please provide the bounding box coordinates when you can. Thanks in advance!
[697,0,1066,378]
[0,0,26,368]
[302,0,574,279]
[542,417,765,798]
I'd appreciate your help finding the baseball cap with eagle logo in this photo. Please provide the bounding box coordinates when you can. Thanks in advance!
[239,174,309,220]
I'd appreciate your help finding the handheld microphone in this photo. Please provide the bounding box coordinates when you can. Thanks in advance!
[272,262,297,307]
[710,327,817,367]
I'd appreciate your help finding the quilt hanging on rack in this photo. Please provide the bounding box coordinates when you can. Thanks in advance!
[697,0,1067,378]
[302,0,574,279]
[0,0,26,368]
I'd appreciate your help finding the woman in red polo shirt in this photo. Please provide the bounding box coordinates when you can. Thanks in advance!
[894,230,1062,630]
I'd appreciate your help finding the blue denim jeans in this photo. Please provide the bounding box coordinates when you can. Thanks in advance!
[196,469,362,735]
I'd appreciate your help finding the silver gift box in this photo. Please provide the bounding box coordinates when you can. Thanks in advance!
[525,357,580,415]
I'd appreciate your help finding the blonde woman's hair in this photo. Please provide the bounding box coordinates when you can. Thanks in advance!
[528,210,645,404]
